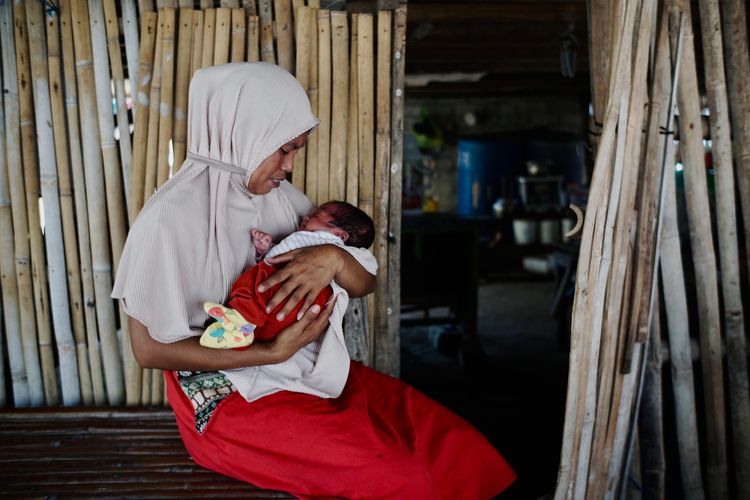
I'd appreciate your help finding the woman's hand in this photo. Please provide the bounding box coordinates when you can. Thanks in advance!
[260,245,343,321]
[265,299,335,362]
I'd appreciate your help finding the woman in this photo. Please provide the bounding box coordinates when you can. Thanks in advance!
[113,62,515,499]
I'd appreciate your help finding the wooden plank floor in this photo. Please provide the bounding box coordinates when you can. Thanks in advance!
[0,408,295,499]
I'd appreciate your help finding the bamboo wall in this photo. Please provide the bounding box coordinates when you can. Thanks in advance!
[0,0,406,408]
[557,0,750,498]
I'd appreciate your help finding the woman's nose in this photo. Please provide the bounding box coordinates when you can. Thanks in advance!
[281,152,296,172]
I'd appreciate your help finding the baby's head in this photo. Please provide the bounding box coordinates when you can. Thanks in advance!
[300,201,375,248]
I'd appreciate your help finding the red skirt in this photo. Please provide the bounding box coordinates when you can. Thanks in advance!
[166,362,515,499]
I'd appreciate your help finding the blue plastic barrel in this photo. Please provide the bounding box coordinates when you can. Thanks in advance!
[457,139,521,216]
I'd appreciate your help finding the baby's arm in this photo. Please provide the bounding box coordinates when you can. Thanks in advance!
[250,228,274,261]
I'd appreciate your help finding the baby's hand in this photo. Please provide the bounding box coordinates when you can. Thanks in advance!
[251,229,273,258]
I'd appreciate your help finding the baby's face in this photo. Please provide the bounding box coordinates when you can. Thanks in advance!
[300,208,336,233]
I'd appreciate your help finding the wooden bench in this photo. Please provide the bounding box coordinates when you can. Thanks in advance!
[0,408,294,498]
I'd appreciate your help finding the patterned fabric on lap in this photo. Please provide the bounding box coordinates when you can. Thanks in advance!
[175,370,237,433]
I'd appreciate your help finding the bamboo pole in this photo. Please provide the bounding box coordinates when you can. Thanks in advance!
[259,0,275,64]
[291,0,303,32]
[674,2,727,497]
[150,367,163,405]
[121,0,140,113]
[44,2,92,406]
[328,11,347,201]
[387,5,406,378]
[59,0,106,406]
[13,0,58,407]
[274,0,293,71]
[305,6,319,202]
[143,13,164,204]
[0,5,29,406]
[242,0,256,15]
[316,9,331,204]
[230,8,245,62]
[72,0,124,405]
[200,0,211,9]
[102,0,134,218]
[201,9,216,69]
[357,14,374,218]
[246,14,259,62]
[173,8,194,172]
[373,10,391,373]
[346,14,359,206]
[140,1,155,14]
[720,0,750,297]
[131,12,159,221]
[156,8,176,188]
[697,1,750,495]
[190,9,204,76]
[292,6,311,191]
[213,7,231,65]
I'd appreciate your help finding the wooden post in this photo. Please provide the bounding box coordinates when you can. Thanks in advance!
[14,0,58,407]
[71,0,124,405]
[246,14,260,62]
[259,0,275,63]
[213,7,231,65]
[201,9,216,69]
[190,9,204,76]
[157,8,176,188]
[274,0,293,71]
[316,9,331,204]
[373,10,391,374]
[292,6,311,191]
[173,8,194,172]
[59,0,106,406]
[0,1,29,407]
[346,14,359,206]
[386,4,406,378]
[143,11,164,204]
[44,2,93,405]
[328,11,348,201]
[230,8,246,62]
[103,0,134,218]
[306,6,319,203]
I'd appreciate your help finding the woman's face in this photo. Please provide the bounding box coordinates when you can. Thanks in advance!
[247,132,309,194]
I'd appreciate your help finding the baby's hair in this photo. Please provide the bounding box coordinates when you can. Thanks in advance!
[319,201,375,248]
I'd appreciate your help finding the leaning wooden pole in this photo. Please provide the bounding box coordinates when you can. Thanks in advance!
[59,0,106,405]
[44,3,93,405]
[346,14,359,206]
[697,1,750,495]
[274,0,293,71]
[156,8,176,188]
[121,0,140,111]
[173,8,193,172]
[259,0,275,63]
[0,93,12,408]
[673,1,727,497]
[71,0,124,405]
[292,6,311,191]
[328,11,348,202]
[13,0,59,406]
[306,7,319,203]
[316,9,331,204]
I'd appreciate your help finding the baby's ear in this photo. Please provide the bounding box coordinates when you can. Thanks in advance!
[331,228,349,243]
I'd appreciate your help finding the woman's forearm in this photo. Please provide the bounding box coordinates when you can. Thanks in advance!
[332,246,376,297]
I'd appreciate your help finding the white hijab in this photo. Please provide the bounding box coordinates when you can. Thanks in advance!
[112,63,319,343]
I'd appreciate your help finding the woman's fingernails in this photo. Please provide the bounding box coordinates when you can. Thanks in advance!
[258,285,265,292]
[296,310,304,321]
[276,312,285,321]
[310,304,321,315]
[266,306,271,313]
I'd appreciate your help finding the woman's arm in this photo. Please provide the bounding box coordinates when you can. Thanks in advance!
[129,300,335,370]
[260,244,376,321]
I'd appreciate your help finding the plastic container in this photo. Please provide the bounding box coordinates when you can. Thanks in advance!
[457,139,522,216]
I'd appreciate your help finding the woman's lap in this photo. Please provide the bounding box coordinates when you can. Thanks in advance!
[165,362,515,499]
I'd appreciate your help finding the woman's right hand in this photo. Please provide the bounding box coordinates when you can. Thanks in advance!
[266,299,335,363]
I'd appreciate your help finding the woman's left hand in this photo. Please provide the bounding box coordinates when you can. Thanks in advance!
[260,245,344,321]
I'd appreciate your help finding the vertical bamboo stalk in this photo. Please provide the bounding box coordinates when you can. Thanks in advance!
[140,1,156,14]
[246,14,259,62]
[346,14,359,206]
[14,0,58,406]
[356,14,374,219]
[292,6,310,191]
[305,5,319,202]
[373,10,391,374]
[230,8,246,62]
[697,0,750,495]
[720,0,750,296]
[242,0,256,15]
[131,12,159,221]
[72,0,124,405]
[316,9,331,204]
[674,2,727,497]
[0,4,29,406]
[141,365,152,405]
[156,8,176,188]
[291,0,303,32]
[201,9,216,69]
[173,8,194,172]
[190,9,204,77]
[121,0,140,113]
[102,0,134,218]
[150,367,163,405]
[157,0,178,7]
[259,0,275,63]
[213,7,231,65]
[44,3,93,405]
[274,0,293,71]
[200,0,212,9]
[60,0,106,405]
[387,5,406,378]
[144,13,164,203]
[328,11,347,201]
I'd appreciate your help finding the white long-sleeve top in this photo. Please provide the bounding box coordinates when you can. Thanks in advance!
[221,231,377,402]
